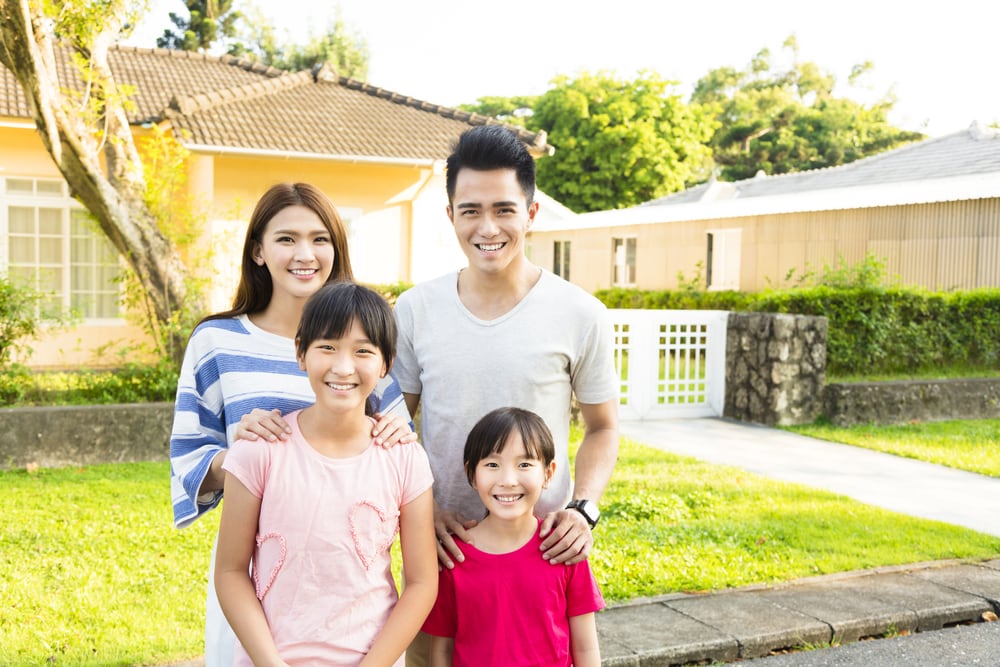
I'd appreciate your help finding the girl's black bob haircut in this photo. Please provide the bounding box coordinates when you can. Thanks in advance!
[463,407,555,486]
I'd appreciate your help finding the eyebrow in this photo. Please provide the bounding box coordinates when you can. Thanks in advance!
[455,200,519,210]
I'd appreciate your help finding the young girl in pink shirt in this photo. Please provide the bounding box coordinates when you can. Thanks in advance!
[422,407,604,667]
[215,282,437,666]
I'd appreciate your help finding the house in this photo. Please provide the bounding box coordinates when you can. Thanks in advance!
[0,46,561,369]
[529,122,1000,295]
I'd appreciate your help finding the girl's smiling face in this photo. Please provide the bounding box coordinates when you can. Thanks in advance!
[253,205,335,305]
[471,430,555,522]
[298,317,386,417]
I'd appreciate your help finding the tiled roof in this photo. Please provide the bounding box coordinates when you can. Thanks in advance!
[643,122,1000,206]
[1,46,550,162]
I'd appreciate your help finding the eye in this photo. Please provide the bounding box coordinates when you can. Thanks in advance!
[275,235,294,243]
[481,461,499,469]
[518,461,536,469]
[313,235,331,244]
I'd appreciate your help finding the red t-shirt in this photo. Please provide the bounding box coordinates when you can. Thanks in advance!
[422,522,605,666]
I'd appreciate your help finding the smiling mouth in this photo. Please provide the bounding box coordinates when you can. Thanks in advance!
[476,242,506,252]
[290,268,318,276]
[494,494,524,503]
[327,382,356,391]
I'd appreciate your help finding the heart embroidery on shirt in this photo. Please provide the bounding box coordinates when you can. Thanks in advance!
[253,532,287,600]
[349,500,399,569]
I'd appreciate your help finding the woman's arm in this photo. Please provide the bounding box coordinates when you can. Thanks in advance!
[215,474,288,667]
[360,488,437,666]
[569,612,601,667]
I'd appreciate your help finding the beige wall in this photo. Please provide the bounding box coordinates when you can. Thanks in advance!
[530,198,1000,294]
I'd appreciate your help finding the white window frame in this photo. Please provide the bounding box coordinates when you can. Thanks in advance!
[1,176,124,322]
[612,236,637,287]
[706,228,742,291]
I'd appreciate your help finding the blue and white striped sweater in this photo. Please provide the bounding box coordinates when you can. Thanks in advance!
[169,314,409,528]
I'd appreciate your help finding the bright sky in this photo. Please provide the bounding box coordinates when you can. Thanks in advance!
[129,0,1000,138]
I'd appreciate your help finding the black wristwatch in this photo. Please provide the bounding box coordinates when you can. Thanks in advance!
[566,499,600,529]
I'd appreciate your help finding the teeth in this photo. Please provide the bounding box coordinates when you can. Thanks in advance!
[479,243,504,251]
[495,495,522,502]
[291,269,316,275]
[328,383,354,390]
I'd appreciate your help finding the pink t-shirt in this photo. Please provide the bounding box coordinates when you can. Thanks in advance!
[422,522,605,666]
[223,410,433,666]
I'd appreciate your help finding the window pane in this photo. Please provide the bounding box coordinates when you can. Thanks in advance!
[97,293,118,318]
[8,265,34,285]
[38,208,62,235]
[39,237,62,263]
[6,178,33,194]
[72,236,94,263]
[36,180,64,196]
[37,267,61,292]
[8,207,34,233]
[10,236,35,262]
[72,265,92,289]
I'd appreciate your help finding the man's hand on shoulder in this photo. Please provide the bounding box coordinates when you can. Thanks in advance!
[539,508,593,565]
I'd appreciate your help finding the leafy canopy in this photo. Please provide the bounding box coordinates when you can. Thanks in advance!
[691,35,924,180]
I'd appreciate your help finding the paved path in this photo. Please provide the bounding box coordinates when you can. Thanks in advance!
[618,417,1000,537]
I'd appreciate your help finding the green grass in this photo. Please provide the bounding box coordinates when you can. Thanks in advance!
[3,442,1000,665]
[784,419,1000,477]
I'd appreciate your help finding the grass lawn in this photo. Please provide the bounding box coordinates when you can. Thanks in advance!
[784,419,1000,478]
[3,440,999,665]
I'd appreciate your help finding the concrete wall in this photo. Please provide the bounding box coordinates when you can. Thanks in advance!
[0,403,173,469]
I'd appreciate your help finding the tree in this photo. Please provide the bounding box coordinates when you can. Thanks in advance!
[527,71,716,213]
[0,0,196,363]
[157,0,241,52]
[692,35,924,180]
[227,5,369,79]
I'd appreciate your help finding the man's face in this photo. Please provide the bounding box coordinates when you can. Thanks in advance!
[447,168,538,277]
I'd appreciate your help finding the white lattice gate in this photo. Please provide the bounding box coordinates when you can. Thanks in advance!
[608,309,729,420]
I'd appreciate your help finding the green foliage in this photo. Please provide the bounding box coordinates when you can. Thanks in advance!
[0,277,44,368]
[691,36,924,180]
[227,4,369,78]
[527,71,717,212]
[157,0,241,52]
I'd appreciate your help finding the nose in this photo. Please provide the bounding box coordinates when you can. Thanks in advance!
[330,350,355,375]
[294,240,316,261]
[499,465,518,486]
[478,214,500,238]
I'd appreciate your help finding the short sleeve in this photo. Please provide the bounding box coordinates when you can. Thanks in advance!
[220,438,270,499]
[566,559,605,617]
[399,440,434,506]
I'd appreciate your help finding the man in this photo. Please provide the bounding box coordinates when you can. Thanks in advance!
[393,125,619,664]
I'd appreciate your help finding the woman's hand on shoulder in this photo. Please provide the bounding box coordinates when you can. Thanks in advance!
[371,412,417,448]
[236,408,291,443]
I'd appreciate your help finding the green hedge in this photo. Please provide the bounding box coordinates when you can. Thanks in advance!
[596,287,1000,377]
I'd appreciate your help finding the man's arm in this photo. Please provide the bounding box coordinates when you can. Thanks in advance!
[539,398,619,564]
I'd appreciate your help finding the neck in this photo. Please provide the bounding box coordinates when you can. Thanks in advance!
[458,261,541,320]
[472,513,538,554]
[249,293,307,339]
[296,406,372,458]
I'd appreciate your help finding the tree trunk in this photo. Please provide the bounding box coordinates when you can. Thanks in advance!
[0,0,195,363]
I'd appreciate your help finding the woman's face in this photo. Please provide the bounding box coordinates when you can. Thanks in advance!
[253,205,336,304]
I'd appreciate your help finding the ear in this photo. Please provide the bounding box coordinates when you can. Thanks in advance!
[525,200,540,229]
[446,204,455,226]
[542,460,556,488]
[466,462,476,489]
[251,240,265,266]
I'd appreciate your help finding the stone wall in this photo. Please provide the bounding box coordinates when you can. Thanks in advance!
[724,312,828,426]
[0,402,173,469]
[822,378,1000,426]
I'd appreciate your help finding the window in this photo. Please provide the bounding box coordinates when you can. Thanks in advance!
[3,177,122,319]
[706,229,741,291]
[612,237,636,286]
[553,240,571,280]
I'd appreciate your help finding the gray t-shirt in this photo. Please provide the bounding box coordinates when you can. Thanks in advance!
[393,269,619,518]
